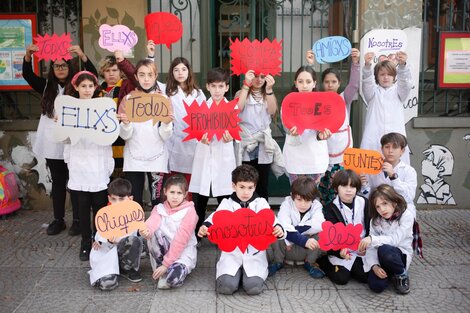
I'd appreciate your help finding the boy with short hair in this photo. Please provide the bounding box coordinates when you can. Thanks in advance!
[362,132,417,218]
[198,164,284,295]
[190,67,237,240]
[268,176,325,278]
[89,178,143,291]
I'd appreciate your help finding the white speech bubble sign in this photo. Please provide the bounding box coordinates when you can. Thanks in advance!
[362,29,407,55]
[53,95,119,146]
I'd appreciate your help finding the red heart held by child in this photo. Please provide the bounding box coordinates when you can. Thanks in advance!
[208,208,276,253]
[318,221,363,251]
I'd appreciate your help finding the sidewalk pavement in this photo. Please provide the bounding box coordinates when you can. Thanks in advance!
[0,207,469,313]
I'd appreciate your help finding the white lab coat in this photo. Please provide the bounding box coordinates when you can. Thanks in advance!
[167,87,206,173]
[363,209,414,272]
[360,64,412,164]
[205,197,281,280]
[189,97,236,197]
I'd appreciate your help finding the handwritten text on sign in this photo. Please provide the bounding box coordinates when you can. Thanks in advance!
[54,96,119,146]
[343,148,383,175]
[98,24,138,52]
[208,208,276,253]
[95,200,146,241]
[122,92,173,125]
[312,36,352,64]
[364,29,407,54]
[230,38,282,76]
[182,98,241,142]
[281,92,346,135]
[144,12,183,49]
[318,221,363,251]
[34,33,72,61]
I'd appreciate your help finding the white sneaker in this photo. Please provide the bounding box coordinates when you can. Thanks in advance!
[157,276,170,289]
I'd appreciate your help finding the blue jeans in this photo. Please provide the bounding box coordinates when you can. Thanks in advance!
[368,244,407,293]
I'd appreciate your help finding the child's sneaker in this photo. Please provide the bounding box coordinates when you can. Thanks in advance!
[79,241,91,261]
[120,268,142,283]
[95,275,119,291]
[268,262,283,276]
[392,273,410,294]
[303,262,325,278]
[157,275,170,289]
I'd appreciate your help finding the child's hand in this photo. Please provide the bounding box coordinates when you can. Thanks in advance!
[198,225,209,238]
[382,161,395,178]
[272,225,284,238]
[140,227,151,240]
[200,132,210,145]
[305,238,319,250]
[152,265,168,280]
[265,74,275,90]
[359,174,368,186]
[351,48,360,64]
[25,44,39,60]
[364,52,375,66]
[147,40,155,58]
[372,264,388,279]
[358,236,371,252]
[289,126,299,136]
[68,45,86,61]
[92,241,102,250]
[222,130,233,143]
[53,115,58,123]
[396,51,407,65]
[244,70,255,87]
[318,128,332,140]
[114,50,124,63]
[118,112,130,124]
[340,248,352,260]
[305,50,315,65]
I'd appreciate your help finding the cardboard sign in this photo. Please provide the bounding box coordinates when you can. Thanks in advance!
[182,98,241,142]
[54,95,119,146]
[98,24,138,52]
[281,92,346,135]
[33,33,72,61]
[208,208,276,253]
[230,38,282,76]
[363,29,407,55]
[312,36,352,64]
[144,12,183,49]
[343,148,383,175]
[318,221,363,251]
[95,200,146,241]
[121,92,173,125]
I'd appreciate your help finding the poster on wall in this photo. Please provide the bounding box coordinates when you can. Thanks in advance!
[359,27,422,124]
[438,32,470,89]
[0,14,38,90]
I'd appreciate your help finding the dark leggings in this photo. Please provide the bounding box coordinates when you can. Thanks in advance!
[73,189,108,244]
[368,244,407,293]
[46,158,78,221]
[318,255,368,285]
[124,172,165,207]
[243,159,271,201]
[193,193,229,235]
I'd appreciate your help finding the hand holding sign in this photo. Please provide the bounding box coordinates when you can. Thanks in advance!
[318,221,363,251]
[121,92,173,125]
[343,148,383,175]
[182,98,241,142]
[95,200,146,241]
[281,92,346,135]
[208,208,276,253]
[54,96,119,145]
[312,36,352,64]
[230,38,282,76]
[34,33,72,61]
[144,12,183,49]
[99,24,138,52]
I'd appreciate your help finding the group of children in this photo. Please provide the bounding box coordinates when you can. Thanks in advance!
[22,38,418,295]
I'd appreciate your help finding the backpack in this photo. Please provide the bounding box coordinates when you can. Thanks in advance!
[0,165,21,216]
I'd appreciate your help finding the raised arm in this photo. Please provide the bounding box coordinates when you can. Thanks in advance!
[343,48,360,108]
[22,44,46,94]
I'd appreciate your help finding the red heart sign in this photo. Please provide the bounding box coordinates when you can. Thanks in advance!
[281,91,346,135]
[318,221,363,251]
[208,208,276,253]
[144,12,183,49]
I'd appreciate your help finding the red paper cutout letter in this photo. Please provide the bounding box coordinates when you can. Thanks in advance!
[318,221,363,251]
[281,92,346,135]
[208,208,276,253]
[182,98,241,142]
[343,148,384,175]
[34,33,72,61]
[144,12,183,49]
[230,38,282,76]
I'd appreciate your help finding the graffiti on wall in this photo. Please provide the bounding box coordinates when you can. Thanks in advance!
[417,144,456,205]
